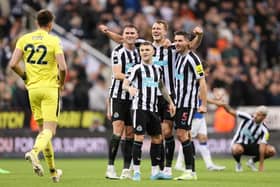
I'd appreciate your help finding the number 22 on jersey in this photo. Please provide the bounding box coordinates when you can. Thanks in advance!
[24,44,48,65]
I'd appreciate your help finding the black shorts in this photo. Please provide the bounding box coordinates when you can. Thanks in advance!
[111,98,132,126]
[241,144,259,156]
[132,109,161,136]
[157,96,174,122]
[174,108,195,130]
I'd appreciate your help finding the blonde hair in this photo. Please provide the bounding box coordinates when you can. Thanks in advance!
[155,20,168,31]
[256,105,268,115]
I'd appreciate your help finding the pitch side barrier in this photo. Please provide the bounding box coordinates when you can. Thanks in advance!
[0,110,106,129]
[1,129,279,158]
[0,107,279,158]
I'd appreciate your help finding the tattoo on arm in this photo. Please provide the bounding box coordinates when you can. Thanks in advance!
[159,80,172,104]
[123,79,130,92]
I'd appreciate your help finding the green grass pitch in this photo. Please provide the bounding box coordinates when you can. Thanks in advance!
[0,158,279,187]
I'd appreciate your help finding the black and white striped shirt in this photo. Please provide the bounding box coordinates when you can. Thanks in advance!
[174,51,204,108]
[109,44,140,100]
[232,111,269,145]
[152,44,175,96]
[126,62,163,112]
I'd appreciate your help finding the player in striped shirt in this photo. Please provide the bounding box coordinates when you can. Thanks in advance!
[104,24,140,179]
[173,31,207,180]
[175,64,225,171]
[215,104,276,172]
[123,41,176,181]
[99,22,203,177]
[151,21,203,176]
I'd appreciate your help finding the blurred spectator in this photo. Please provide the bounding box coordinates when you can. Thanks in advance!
[11,79,31,128]
[88,74,107,112]
[0,1,10,17]
[0,79,12,110]
[11,79,29,109]
[1,0,280,115]
[124,0,141,13]
[72,64,91,110]
[266,82,280,105]
[0,39,12,75]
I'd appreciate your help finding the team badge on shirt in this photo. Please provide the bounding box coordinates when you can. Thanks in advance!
[113,112,119,118]
[136,125,143,132]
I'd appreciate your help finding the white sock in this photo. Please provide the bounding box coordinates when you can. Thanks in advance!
[197,142,214,168]
[175,145,184,168]
[129,160,133,170]
[151,166,159,176]
[107,165,114,170]
[133,165,140,173]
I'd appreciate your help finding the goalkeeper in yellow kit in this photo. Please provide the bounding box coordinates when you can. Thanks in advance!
[9,9,67,182]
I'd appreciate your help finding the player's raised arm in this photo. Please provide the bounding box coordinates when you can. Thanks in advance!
[98,24,123,43]
[189,26,203,50]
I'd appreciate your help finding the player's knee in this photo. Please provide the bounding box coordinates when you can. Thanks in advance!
[232,144,243,154]
[197,134,208,142]
[176,130,190,142]
[134,134,144,142]
[125,127,134,138]
[151,135,162,144]
[266,145,276,157]
[112,121,125,135]
[43,122,57,136]
[162,127,172,138]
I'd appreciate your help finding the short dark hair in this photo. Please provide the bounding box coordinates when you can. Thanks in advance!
[122,24,138,34]
[174,30,193,40]
[154,20,168,31]
[37,9,54,27]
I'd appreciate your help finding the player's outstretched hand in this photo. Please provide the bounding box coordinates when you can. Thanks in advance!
[98,24,108,33]
[198,105,207,113]
[162,38,171,48]
[193,26,203,36]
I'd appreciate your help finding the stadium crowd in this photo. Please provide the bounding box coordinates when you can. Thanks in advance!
[0,0,280,113]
